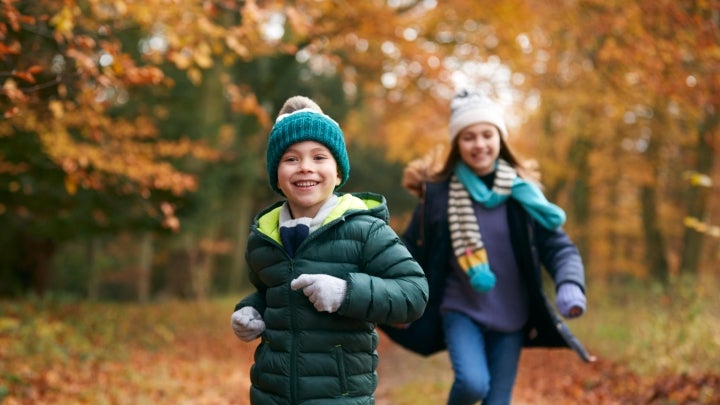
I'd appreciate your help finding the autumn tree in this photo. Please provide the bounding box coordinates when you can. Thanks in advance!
[513,0,720,282]
[0,1,210,294]
[2,0,717,298]
[566,0,720,280]
[0,0,461,297]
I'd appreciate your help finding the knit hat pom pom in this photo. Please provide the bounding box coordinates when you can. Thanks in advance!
[467,264,496,292]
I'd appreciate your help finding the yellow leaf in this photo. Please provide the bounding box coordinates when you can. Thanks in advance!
[683,216,699,227]
[49,100,64,119]
[690,173,712,187]
[188,68,202,85]
[64,175,78,195]
[683,171,713,187]
[0,317,19,332]
[171,52,192,70]
[49,6,75,39]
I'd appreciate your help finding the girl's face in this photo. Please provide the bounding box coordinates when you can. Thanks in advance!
[277,140,341,218]
[456,122,502,176]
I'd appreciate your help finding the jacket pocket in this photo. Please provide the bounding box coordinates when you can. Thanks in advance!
[333,344,349,395]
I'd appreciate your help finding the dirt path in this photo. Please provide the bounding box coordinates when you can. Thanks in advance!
[374,331,720,404]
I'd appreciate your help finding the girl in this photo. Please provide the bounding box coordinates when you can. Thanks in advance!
[399,88,590,405]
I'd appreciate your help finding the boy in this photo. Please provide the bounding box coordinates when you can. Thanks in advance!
[231,96,429,404]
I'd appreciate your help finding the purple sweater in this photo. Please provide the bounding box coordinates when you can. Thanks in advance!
[440,201,529,332]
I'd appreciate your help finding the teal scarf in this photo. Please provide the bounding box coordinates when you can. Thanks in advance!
[449,159,566,293]
[455,160,566,230]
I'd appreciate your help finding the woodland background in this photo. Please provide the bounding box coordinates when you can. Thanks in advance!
[1,0,718,299]
[1,0,720,403]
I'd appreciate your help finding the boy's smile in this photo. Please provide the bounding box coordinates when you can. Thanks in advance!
[277,140,341,218]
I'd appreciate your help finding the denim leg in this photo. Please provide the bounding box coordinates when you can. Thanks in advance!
[443,311,490,405]
[483,329,524,405]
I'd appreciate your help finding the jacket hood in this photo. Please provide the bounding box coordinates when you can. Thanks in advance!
[254,192,389,242]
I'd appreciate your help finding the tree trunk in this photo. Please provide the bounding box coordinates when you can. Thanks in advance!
[640,185,669,282]
[605,127,622,284]
[87,237,100,300]
[137,232,154,303]
[19,233,56,296]
[182,7,234,300]
[229,193,253,293]
[679,108,717,275]
[185,233,213,301]
[569,136,592,262]
[641,108,671,283]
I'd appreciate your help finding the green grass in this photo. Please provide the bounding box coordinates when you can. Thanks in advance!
[0,297,182,366]
[569,274,720,375]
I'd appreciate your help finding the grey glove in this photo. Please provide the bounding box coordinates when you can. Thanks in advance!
[291,274,347,313]
[556,283,586,319]
[231,306,266,341]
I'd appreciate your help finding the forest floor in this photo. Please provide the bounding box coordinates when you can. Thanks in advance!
[2,298,719,404]
[375,334,720,405]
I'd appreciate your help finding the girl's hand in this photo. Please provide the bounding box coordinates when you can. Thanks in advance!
[556,283,586,319]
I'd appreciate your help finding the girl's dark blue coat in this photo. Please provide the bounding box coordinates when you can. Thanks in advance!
[393,180,592,361]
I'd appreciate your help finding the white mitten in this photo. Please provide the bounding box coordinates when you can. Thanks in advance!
[230,306,266,341]
[290,274,347,313]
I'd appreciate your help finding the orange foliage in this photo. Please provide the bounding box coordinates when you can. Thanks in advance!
[0,0,717,281]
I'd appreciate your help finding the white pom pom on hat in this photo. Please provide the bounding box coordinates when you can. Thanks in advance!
[448,88,508,142]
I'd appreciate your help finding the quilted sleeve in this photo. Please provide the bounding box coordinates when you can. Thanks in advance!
[339,219,429,325]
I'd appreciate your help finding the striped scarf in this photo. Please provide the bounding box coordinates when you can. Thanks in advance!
[449,159,566,292]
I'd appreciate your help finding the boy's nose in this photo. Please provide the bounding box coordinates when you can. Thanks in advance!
[298,159,313,171]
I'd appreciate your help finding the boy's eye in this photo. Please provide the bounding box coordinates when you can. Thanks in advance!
[282,156,298,162]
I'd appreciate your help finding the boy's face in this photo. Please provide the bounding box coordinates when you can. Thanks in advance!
[277,140,341,219]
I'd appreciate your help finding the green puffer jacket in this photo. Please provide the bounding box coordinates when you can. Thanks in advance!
[235,192,429,404]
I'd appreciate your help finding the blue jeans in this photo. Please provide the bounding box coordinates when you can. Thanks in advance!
[443,311,524,405]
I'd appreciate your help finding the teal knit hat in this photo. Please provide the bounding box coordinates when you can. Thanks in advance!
[266,109,350,195]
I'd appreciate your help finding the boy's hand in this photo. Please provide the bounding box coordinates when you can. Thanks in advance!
[231,306,266,341]
[291,274,347,313]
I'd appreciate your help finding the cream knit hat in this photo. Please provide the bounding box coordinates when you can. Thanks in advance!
[448,88,508,142]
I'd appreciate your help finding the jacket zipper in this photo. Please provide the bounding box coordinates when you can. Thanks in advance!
[252,213,349,402]
[253,227,300,401]
[289,257,298,404]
